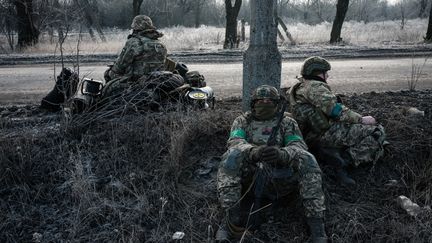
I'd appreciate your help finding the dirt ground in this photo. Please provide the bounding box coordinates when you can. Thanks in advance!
[0,88,431,242]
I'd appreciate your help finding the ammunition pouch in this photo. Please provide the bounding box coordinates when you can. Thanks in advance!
[292,103,330,145]
[164,57,176,72]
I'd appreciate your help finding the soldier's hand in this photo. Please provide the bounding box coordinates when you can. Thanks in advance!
[361,116,376,125]
[261,146,285,165]
[249,145,265,162]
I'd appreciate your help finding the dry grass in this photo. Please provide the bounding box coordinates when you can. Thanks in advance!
[0,90,432,242]
[0,19,428,55]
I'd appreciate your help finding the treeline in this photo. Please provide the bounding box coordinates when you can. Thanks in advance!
[0,0,431,50]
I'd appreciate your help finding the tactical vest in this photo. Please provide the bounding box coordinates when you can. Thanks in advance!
[130,36,167,80]
[242,112,287,147]
[289,82,331,144]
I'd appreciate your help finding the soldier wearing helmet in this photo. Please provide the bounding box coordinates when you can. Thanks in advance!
[288,56,386,186]
[102,15,168,99]
[216,85,327,243]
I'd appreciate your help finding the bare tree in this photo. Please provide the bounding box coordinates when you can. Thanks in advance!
[0,1,16,50]
[426,3,432,42]
[194,0,205,28]
[330,0,349,43]
[41,0,67,44]
[224,0,242,49]
[399,0,406,30]
[311,0,324,22]
[74,0,106,42]
[176,0,195,25]
[133,0,144,17]
[419,0,428,18]
[14,0,40,48]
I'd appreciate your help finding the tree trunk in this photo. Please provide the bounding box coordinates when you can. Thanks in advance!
[78,0,106,42]
[242,0,281,111]
[419,0,427,18]
[241,19,245,41]
[426,4,432,42]
[15,0,40,48]
[223,0,242,49]
[4,3,16,50]
[133,0,144,17]
[330,0,349,44]
[194,0,202,28]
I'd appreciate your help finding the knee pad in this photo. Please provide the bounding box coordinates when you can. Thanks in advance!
[220,148,243,176]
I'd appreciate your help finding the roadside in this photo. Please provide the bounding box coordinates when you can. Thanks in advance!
[1,43,432,66]
[1,57,431,105]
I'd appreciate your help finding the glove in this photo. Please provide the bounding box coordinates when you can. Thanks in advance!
[261,146,286,165]
[361,116,376,125]
[249,145,265,162]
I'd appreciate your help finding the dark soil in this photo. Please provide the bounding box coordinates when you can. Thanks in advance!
[0,90,431,242]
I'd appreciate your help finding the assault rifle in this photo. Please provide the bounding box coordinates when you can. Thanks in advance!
[249,94,288,230]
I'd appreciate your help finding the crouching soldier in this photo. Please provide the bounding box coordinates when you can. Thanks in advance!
[216,85,327,243]
[288,56,387,186]
[40,15,167,111]
[102,14,167,100]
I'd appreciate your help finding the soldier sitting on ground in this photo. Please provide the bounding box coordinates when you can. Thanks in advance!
[216,85,327,243]
[288,56,387,186]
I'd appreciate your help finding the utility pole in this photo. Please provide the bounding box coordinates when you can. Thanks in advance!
[242,0,281,111]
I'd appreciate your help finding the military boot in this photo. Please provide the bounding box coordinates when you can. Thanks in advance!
[216,209,248,243]
[317,147,356,187]
[306,217,328,243]
[215,220,232,243]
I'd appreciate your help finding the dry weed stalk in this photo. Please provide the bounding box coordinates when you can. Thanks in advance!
[407,57,429,91]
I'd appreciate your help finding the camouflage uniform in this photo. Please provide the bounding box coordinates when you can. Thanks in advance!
[289,60,386,167]
[217,111,325,219]
[102,15,167,99]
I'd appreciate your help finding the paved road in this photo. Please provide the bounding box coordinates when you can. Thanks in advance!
[0,57,431,105]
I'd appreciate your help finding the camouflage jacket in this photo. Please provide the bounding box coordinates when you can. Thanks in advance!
[108,31,167,81]
[288,78,362,141]
[228,111,308,162]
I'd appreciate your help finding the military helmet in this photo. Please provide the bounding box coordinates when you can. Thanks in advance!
[131,15,155,31]
[251,85,280,102]
[185,71,206,87]
[301,56,331,76]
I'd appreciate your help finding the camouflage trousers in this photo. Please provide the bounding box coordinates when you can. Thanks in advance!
[319,123,386,167]
[217,147,326,219]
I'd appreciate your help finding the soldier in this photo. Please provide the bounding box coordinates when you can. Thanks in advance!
[102,15,168,99]
[288,56,386,186]
[216,85,327,243]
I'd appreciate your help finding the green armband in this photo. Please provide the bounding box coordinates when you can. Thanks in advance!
[284,135,302,145]
[330,103,343,118]
[230,129,246,139]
